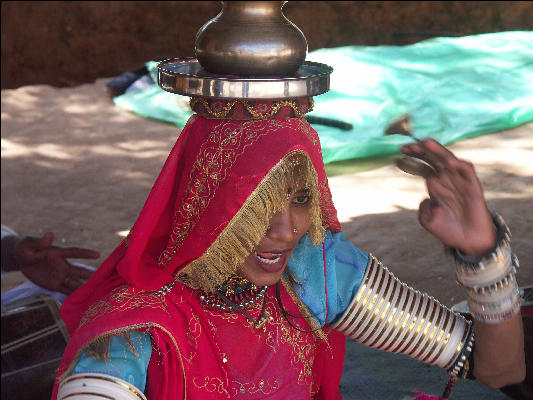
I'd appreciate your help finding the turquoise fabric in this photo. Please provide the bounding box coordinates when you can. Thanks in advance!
[306,31,533,163]
[73,331,151,392]
[287,232,369,327]
[113,32,533,164]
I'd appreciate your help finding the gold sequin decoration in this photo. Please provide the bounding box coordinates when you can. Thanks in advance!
[190,98,237,118]
[78,285,170,328]
[202,292,317,396]
[192,376,230,397]
[190,98,314,120]
[184,313,202,364]
[242,99,311,119]
[231,377,281,396]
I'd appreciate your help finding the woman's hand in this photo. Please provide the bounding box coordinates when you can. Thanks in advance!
[401,139,496,257]
[402,139,526,388]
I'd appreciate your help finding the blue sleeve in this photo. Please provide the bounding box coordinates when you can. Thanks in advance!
[287,231,369,327]
[72,330,152,393]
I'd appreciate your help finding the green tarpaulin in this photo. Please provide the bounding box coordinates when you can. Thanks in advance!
[114,31,533,164]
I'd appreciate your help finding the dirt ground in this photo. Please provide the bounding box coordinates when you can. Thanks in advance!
[1,78,532,307]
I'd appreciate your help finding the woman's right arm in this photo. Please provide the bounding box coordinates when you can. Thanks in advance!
[58,331,151,399]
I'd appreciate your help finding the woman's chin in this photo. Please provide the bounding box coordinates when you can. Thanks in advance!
[251,274,284,288]
[237,265,286,288]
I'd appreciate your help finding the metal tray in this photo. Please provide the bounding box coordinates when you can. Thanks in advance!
[158,58,332,99]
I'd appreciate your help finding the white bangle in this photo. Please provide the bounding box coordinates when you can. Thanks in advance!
[467,274,521,323]
[449,212,520,323]
[451,212,518,291]
[58,372,147,400]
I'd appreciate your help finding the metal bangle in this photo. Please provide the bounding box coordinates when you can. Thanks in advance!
[332,256,472,371]
[467,276,521,323]
[447,211,521,323]
[447,327,475,377]
[450,211,519,291]
[58,372,147,400]
[449,211,510,267]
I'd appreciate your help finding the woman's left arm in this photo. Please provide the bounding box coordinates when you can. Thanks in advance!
[474,315,524,388]
[401,139,525,387]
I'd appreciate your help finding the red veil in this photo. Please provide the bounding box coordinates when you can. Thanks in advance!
[54,99,346,399]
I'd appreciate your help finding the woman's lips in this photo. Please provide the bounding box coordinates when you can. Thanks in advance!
[254,250,289,272]
[255,252,282,263]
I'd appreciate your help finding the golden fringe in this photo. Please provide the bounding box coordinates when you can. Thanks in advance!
[281,275,328,342]
[177,150,325,293]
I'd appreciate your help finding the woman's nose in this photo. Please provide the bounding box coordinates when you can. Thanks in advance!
[267,204,294,242]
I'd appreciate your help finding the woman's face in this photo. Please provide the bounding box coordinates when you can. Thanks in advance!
[237,188,313,287]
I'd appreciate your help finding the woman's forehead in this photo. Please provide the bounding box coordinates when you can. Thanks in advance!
[287,187,311,195]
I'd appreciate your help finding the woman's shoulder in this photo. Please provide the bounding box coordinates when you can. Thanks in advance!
[75,282,202,335]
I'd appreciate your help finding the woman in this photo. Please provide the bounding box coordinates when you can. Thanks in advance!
[53,98,524,399]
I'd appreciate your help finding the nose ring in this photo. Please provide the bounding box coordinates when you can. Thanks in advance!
[293,228,298,234]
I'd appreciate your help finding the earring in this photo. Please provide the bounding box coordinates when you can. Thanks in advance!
[293,228,298,233]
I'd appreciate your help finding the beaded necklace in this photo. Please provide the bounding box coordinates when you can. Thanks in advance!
[199,276,269,327]
[199,282,268,312]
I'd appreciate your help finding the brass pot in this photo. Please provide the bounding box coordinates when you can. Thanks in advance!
[195,1,307,77]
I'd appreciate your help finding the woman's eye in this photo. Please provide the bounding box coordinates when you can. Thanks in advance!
[292,195,311,205]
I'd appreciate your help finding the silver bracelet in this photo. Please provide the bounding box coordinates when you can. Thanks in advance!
[447,325,475,377]
[332,256,474,373]
[467,274,521,323]
[448,211,520,323]
[58,372,147,400]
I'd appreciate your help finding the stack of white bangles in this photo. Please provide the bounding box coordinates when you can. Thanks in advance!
[332,212,520,379]
[453,212,520,324]
[58,373,147,400]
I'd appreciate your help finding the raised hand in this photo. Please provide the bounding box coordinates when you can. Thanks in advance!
[15,232,100,295]
[400,139,496,257]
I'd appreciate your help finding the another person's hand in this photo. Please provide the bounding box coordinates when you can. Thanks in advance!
[14,232,100,295]
[401,139,496,257]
